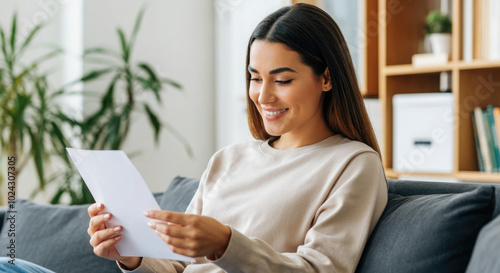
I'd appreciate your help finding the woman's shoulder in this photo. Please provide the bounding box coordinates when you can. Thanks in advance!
[323,134,378,156]
[210,139,264,160]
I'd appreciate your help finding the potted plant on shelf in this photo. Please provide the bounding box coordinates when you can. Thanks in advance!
[425,10,452,55]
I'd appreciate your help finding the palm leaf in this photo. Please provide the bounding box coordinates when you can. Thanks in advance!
[79,68,114,82]
[117,28,129,62]
[161,78,182,90]
[50,187,65,204]
[129,7,146,54]
[144,104,161,143]
[9,13,17,56]
[101,73,120,108]
[138,63,160,83]
[18,24,43,58]
[27,126,46,190]
[83,47,121,59]
[135,76,161,102]
[0,28,9,66]
[105,114,123,150]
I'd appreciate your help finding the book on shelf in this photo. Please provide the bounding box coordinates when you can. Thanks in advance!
[489,106,500,170]
[484,107,499,172]
[469,0,500,61]
[472,111,485,172]
[472,106,500,173]
[463,0,473,62]
[494,107,500,156]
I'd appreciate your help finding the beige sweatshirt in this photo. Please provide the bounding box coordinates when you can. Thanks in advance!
[119,134,388,273]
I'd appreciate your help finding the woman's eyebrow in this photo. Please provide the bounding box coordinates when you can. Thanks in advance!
[248,65,298,75]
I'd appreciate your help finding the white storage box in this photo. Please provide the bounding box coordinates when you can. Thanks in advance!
[393,93,454,173]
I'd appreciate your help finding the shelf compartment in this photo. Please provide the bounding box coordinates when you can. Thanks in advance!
[383,0,441,66]
[381,73,444,169]
[456,67,500,172]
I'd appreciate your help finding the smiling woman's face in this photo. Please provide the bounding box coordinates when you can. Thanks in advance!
[248,40,331,142]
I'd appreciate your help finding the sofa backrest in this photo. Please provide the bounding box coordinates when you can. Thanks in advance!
[388,179,500,218]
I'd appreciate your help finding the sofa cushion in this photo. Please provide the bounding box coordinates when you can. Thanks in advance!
[159,176,199,212]
[0,199,122,273]
[388,179,500,217]
[466,214,500,272]
[356,186,495,273]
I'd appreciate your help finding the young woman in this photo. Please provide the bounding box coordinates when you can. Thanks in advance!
[70,3,385,273]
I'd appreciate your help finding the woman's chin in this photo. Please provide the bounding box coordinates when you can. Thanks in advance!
[264,127,285,137]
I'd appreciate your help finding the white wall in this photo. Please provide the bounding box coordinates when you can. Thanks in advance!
[82,0,215,194]
[0,0,215,202]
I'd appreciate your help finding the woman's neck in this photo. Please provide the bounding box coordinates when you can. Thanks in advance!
[271,124,334,150]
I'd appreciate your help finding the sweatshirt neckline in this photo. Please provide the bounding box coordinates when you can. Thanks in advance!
[259,134,340,156]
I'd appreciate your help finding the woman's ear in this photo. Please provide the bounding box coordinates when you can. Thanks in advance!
[321,67,332,92]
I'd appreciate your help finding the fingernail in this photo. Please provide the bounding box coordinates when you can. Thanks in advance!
[97,203,103,209]
[144,211,150,217]
[104,214,110,219]
[148,222,156,228]
[114,235,121,240]
[114,226,121,232]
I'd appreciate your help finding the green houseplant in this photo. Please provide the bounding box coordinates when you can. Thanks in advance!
[50,8,190,204]
[1,9,190,205]
[0,14,70,205]
[425,10,452,55]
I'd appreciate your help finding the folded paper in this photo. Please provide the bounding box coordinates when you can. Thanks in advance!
[67,148,194,262]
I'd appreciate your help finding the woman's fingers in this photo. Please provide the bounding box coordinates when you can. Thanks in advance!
[145,210,190,226]
[87,212,112,236]
[92,234,122,257]
[88,203,104,217]
[90,225,122,247]
[147,213,231,258]
[149,222,180,236]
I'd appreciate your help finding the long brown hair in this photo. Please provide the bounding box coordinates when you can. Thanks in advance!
[246,3,380,155]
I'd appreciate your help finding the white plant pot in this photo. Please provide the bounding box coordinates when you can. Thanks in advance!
[429,33,451,55]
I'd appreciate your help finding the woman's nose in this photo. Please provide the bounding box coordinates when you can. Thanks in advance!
[258,83,277,104]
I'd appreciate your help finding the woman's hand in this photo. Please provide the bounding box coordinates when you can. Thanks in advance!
[87,203,142,269]
[145,211,231,259]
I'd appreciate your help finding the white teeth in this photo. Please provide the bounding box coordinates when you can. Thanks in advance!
[264,109,287,116]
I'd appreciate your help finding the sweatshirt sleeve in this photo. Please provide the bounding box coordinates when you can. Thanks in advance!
[212,152,388,273]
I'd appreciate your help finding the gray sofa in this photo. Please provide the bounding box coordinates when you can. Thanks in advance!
[1,176,499,273]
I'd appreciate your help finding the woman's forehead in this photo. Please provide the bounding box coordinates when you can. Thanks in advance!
[249,40,302,71]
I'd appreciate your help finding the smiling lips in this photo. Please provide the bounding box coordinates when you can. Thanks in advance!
[262,108,289,121]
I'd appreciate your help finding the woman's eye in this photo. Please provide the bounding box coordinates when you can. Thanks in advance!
[275,79,293,85]
[250,78,262,82]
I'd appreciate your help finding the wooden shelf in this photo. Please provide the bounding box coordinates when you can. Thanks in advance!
[386,169,500,183]
[383,64,453,76]
[383,60,500,76]
[378,0,500,182]
[455,172,500,183]
[456,60,500,70]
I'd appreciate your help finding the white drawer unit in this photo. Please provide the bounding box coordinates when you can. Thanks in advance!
[393,93,454,173]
